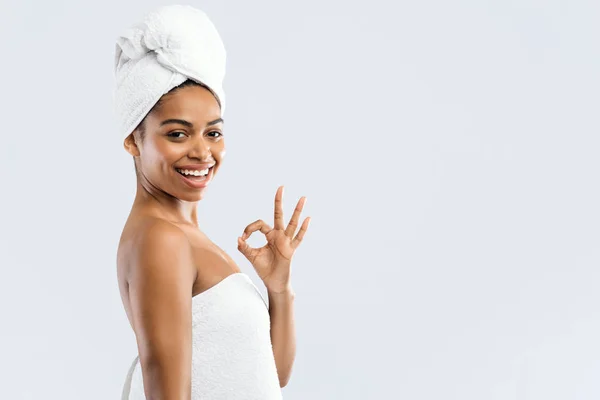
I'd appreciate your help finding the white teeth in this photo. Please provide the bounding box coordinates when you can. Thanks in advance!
[177,168,210,176]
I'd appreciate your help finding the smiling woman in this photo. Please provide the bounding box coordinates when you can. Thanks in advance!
[114,5,310,400]
[124,81,225,201]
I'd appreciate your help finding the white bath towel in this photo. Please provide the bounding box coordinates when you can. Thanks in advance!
[121,273,283,399]
[114,5,226,140]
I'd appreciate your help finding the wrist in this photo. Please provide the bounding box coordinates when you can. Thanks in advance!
[268,286,296,299]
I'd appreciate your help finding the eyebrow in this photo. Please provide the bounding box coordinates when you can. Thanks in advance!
[160,118,224,128]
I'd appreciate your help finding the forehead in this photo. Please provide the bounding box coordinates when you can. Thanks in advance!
[149,85,222,125]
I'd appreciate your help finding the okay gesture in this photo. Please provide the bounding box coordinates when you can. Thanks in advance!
[237,186,310,294]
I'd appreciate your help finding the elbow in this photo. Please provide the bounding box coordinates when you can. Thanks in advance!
[277,361,294,388]
[279,375,291,388]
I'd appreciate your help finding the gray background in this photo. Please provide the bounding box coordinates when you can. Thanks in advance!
[0,0,599,399]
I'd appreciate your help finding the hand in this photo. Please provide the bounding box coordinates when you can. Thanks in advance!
[237,186,310,293]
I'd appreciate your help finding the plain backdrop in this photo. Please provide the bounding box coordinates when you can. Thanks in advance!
[0,0,599,399]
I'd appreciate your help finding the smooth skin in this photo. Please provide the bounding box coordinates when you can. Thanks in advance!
[117,83,310,399]
[237,186,310,384]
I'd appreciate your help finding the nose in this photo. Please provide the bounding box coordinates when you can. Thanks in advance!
[188,134,212,160]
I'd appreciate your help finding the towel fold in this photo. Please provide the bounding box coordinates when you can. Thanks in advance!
[114,5,226,140]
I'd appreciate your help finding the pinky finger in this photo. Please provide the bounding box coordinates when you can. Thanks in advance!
[291,217,310,249]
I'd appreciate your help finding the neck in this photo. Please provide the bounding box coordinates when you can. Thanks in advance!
[133,178,199,227]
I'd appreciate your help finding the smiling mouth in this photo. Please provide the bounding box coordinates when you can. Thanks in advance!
[175,166,213,180]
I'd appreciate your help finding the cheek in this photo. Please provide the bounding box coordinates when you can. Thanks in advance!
[150,139,184,162]
[214,142,226,160]
[139,141,181,175]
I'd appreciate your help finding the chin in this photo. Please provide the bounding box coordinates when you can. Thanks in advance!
[175,189,208,202]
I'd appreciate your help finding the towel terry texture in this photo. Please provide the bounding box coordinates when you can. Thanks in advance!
[121,273,283,399]
[114,4,226,140]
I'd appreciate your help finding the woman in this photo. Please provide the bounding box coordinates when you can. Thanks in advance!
[115,6,310,399]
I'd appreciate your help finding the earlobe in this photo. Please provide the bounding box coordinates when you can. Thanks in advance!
[123,133,141,157]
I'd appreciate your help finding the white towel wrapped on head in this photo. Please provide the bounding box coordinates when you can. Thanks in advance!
[114,5,226,140]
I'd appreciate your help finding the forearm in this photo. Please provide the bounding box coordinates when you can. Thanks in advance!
[268,287,296,387]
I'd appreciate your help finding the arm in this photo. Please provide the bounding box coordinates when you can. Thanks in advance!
[237,186,310,388]
[127,220,196,400]
[268,286,296,387]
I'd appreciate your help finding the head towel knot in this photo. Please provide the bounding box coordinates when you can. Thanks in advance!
[114,5,226,140]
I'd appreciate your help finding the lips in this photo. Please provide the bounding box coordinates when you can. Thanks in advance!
[176,165,214,189]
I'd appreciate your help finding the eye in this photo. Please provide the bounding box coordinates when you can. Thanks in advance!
[208,131,223,138]
[167,131,186,138]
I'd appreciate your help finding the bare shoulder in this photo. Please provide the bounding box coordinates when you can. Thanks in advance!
[120,217,197,286]
[134,217,189,252]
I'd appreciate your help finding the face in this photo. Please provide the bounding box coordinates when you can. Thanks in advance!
[124,84,225,202]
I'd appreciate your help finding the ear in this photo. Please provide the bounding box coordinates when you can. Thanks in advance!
[123,132,141,157]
